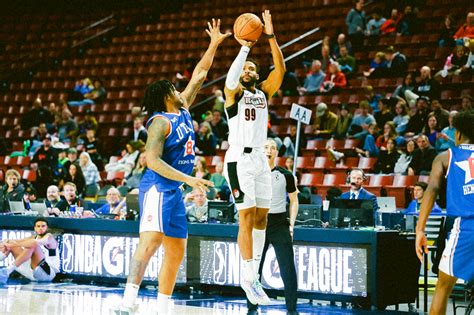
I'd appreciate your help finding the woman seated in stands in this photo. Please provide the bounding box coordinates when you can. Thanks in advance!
[376,121,403,149]
[195,121,217,156]
[60,163,86,197]
[423,113,439,147]
[392,99,410,135]
[120,152,147,192]
[374,138,400,174]
[79,152,100,197]
[0,170,25,213]
[105,140,142,177]
[320,62,347,94]
[434,45,469,78]
[394,139,417,174]
[193,156,211,180]
[392,72,414,103]
[68,79,106,106]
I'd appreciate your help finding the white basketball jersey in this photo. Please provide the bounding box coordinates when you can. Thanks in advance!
[225,88,268,148]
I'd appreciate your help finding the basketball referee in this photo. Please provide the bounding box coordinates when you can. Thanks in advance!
[247,138,298,315]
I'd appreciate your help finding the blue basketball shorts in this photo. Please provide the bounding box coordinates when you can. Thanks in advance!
[439,217,474,281]
[139,185,187,239]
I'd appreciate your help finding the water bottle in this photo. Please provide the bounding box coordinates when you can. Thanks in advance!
[375,211,385,230]
[70,205,77,216]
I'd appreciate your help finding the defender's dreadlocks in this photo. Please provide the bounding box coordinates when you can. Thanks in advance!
[142,80,175,114]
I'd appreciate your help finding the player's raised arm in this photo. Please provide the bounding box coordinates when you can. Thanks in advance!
[415,151,449,262]
[259,10,286,98]
[182,18,231,109]
[145,117,213,190]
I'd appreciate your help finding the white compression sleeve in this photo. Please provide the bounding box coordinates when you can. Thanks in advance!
[225,46,250,90]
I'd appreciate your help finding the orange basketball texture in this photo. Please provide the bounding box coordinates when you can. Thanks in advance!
[233,13,263,42]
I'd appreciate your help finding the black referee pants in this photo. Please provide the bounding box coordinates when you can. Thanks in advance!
[247,212,298,312]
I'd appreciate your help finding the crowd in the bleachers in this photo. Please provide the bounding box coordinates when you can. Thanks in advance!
[0,1,473,221]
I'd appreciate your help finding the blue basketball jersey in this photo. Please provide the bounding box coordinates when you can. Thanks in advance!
[446,144,474,218]
[140,107,195,191]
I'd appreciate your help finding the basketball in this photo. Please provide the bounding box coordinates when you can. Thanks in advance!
[233,13,263,42]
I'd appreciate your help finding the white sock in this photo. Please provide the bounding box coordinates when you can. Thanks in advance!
[252,228,266,278]
[157,292,172,310]
[0,252,7,262]
[122,283,140,307]
[242,259,256,282]
[7,265,16,276]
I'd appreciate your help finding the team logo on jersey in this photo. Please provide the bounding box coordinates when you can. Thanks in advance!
[243,96,266,109]
[455,153,474,195]
[183,136,195,157]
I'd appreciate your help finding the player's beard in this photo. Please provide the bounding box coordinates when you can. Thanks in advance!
[241,77,257,89]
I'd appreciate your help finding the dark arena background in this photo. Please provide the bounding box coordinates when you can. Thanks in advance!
[0,0,473,314]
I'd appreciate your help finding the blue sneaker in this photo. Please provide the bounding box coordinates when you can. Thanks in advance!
[0,268,8,285]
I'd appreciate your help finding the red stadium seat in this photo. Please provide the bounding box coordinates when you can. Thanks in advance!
[358,157,377,172]
[385,175,418,208]
[299,173,324,187]
[315,173,347,198]
[365,175,394,196]
[22,170,37,182]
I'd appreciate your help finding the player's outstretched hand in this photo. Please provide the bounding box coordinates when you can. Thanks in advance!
[234,35,257,48]
[415,230,428,263]
[206,18,232,45]
[186,177,214,192]
[262,10,273,35]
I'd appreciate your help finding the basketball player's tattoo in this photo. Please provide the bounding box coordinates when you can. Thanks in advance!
[128,258,147,284]
[145,118,189,183]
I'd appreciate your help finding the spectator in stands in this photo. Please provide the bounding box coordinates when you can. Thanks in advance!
[405,96,430,138]
[374,138,400,174]
[334,104,353,139]
[320,62,347,93]
[294,172,311,205]
[210,162,230,200]
[423,113,439,147]
[397,5,418,36]
[364,52,387,77]
[404,182,442,215]
[83,129,103,170]
[63,148,78,171]
[438,14,456,47]
[193,156,211,180]
[96,187,126,216]
[0,170,25,213]
[461,38,474,74]
[435,45,469,78]
[394,139,416,174]
[195,121,217,156]
[57,109,78,144]
[19,98,54,131]
[61,163,86,196]
[392,72,414,102]
[285,157,294,173]
[345,0,366,50]
[393,99,410,134]
[374,98,395,129]
[210,110,229,145]
[298,60,325,95]
[453,12,474,41]
[68,79,106,106]
[337,46,357,77]
[283,125,307,157]
[47,102,61,131]
[408,135,437,175]
[365,8,386,36]
[436,110,457,152]
[44,185,62,216]
[73,78,94,97]
[31,123,49,143]
[79,152,100,196]
[77,110,98,141]
[313,102,338,139]
[213,89,226,113]
[365,85,383,112]
[354,123,379,157]
[384,46,407,77]
[340,168,379,212]
[332,33,353,58]
[429,99,449,130]
[348,100,376,139]
[405,66,440,105]
[461,94,472,111]
[55,182,84,212]
[105,141,141,177]
[321,45,332,71]
[31,135,57,171]
[184,187,208,223]
[121,152,146,191]
[380,9,401,35]
[131,116,147,143]
[376,121,398,149]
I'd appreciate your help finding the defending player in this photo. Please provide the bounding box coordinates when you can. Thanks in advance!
[223,10,285,305]
[118,19,230,313]
[416,109,474,314]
